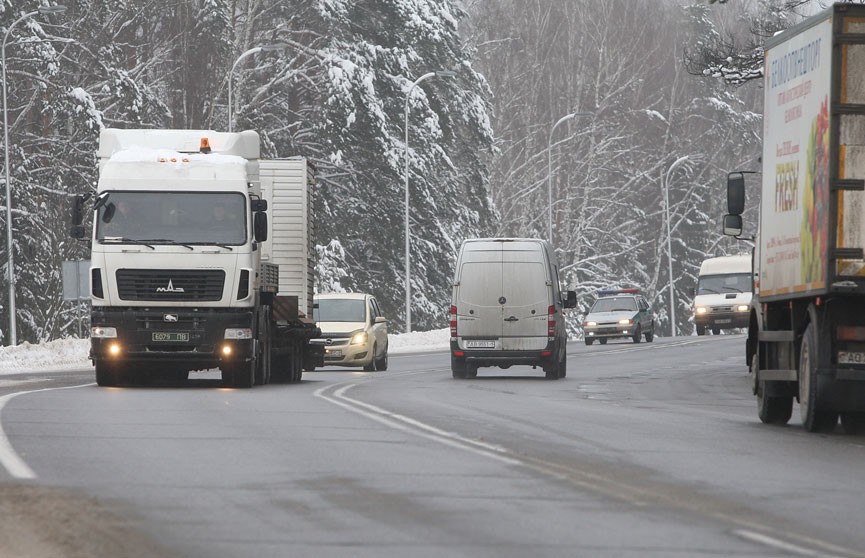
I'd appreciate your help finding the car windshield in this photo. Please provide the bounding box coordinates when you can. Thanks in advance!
[697,273,751,295]
[590,297,637,313]
[314,299,366,322]
[95,191,247,245]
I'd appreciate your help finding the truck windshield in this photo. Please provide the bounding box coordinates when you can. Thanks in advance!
[314,299,366,322]
[95,191,247,245]
[697,273,752,295]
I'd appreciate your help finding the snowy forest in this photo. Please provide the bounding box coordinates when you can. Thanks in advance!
[0,0,835,344]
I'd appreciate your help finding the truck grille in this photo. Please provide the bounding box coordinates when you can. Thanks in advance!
[116,269,225,302]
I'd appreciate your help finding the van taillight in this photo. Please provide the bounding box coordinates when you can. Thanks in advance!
[548,305,556,336]
[450,305,458,338]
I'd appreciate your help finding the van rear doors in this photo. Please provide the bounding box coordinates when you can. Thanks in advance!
[455,240,551,350]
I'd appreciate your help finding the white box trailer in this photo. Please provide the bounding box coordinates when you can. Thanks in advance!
[725,4,865,432]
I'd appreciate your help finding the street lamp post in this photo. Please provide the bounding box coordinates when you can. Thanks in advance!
[403,70,454,334]
[547,111,592,245]
[2,5,67,346]
[228,43,286,133]
[664,155,689,337]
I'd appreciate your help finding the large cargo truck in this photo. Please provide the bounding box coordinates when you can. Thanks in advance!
[70,128,323,388]
[724,3,865,432]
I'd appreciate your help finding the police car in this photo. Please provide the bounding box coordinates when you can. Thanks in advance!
[582,288,656,345]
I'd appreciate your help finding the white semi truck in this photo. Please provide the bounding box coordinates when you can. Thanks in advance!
[70,128,323,387]
[724,3,865,432]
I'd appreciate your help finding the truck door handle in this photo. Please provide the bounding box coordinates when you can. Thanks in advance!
[504,316,519,322]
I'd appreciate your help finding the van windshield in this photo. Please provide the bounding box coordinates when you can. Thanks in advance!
[314,299,366,322]
[697,273,752,295]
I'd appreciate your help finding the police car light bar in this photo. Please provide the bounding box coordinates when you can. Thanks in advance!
[597,288,640,296]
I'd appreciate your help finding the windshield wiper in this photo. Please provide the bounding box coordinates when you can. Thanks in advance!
[101,236,155,250]
[700,288,719,294]
[723,287,743,293]
[212,243,234,251]
[141,239,194,251]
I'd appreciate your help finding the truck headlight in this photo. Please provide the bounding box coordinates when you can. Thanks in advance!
[695,307,708,314]
[224,328,253,339]
[350,331,368,345]
[736,305,749,312]
[91,326,118,338]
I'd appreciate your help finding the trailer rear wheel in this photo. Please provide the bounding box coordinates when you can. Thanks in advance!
[840,412,865,435]
[754,347,792,425]
[799,323,838,432]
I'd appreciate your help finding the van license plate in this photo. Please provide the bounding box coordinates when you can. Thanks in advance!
[715,319,731,324]
[152,332,189,342]
[838,351,865,364]
[466,340,495,348]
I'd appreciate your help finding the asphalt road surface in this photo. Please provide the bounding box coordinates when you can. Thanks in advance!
[2,334,865,557]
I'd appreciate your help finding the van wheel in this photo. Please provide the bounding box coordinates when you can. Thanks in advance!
[544,352,564,380]
[632,326,642,343]
[584,338,594,346]
[558,351,567,378]
[451,357,467,379]
[696,325,706,336]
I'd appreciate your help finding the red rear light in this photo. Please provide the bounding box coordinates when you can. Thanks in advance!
[838,326,865,341]
[450,305,458,338]
[548,305,556,336]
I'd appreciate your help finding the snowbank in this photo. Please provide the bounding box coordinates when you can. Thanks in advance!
[0,328,451,375]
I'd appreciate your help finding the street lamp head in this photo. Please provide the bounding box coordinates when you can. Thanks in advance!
[259,43,288,52]
[38,5,68,15]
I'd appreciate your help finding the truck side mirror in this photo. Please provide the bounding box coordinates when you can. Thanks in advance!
[254,212,268,242]
[563,290,577,309]
[70,194,87,240]
[727,172,745,215]
[723,214,743,237]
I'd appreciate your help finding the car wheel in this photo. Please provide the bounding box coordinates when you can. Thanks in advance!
[632,325,641,343]
[599,338,607,345]
[645,325,654,343]
[363,344,377,371]
[584,338,594,345]
[374,344,388,371]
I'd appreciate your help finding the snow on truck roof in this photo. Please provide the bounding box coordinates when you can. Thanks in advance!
[98,128,260,160]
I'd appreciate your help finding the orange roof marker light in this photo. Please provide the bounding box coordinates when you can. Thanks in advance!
[200,137,212,154]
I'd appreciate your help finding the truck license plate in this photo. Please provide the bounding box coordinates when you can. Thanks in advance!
[151,332,189,342]
[838,351,865,365]
[465,340,496,348]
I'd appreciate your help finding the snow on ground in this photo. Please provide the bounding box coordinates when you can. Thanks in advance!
[0,328,451,375]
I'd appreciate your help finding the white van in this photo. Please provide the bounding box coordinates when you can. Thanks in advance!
[449,238,576,379]
[693,254,753,335]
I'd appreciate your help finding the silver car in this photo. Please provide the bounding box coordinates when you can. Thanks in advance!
[582,289,655,345]
[312,293,389,371]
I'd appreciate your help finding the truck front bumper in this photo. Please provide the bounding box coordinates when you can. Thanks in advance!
[694,310,749,330]
[90,307,255,370]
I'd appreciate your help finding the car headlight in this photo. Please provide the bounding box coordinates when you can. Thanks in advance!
[618,318,633,325]
[736,304,749,312]
[91,326,118,338]
[695,307,708,314]
[350,331,368,345]
[584,321,597,327]
[224,328,253,339]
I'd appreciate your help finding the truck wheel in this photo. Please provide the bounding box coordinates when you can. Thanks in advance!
[754,347,792,425]
[599,338,607,345]
[696,325,706,336]
[289,342,304,383]
[255,310,272,385]
[799,323,838,432]
[584,338,594,346]
[632,325,642,343]
[374,345,388,371]
[226,360,254,389]
[840,412,865,435]
[95,361,119,387]
[712,327,721,335]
